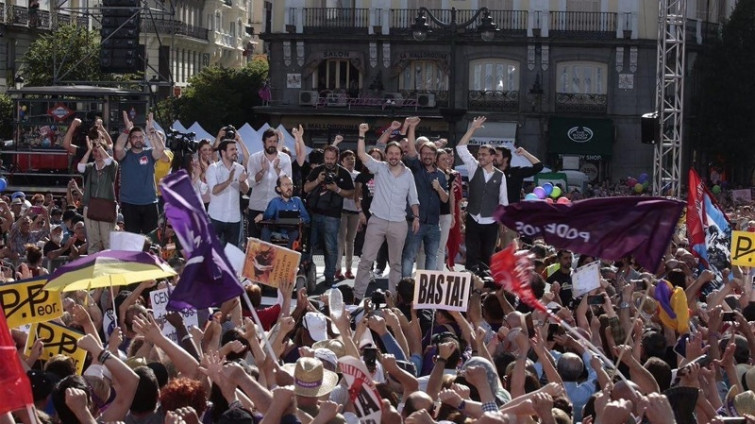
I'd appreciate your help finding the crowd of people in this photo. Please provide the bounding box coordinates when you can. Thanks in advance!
[2,112,755,424]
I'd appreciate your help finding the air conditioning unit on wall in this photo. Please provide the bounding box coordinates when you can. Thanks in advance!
[417,93,436,108]
[299,90,319,106]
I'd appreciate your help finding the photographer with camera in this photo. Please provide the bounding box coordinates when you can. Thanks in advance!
[114,112,169,234]
[206,139,249,248]
[303,144,354,291]
[246,129,292,238]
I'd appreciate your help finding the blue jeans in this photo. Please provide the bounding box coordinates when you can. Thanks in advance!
[402,222,441,277]
[309,214,340,284]
[211,219,241,249]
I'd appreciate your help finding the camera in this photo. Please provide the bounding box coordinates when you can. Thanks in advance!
[166,128,197,154]
[323,171,337,185]
[223,125,236,140]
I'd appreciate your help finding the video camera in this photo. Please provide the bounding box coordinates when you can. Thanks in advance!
[166,128,197,154]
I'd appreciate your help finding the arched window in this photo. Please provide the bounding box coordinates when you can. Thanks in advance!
[399,61,448,92]
[468,59,520,92]
[557,61,607,94]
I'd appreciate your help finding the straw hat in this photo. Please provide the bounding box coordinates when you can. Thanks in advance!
[735,390,755,417]
[283,357,339,398]
[312,339,346,358]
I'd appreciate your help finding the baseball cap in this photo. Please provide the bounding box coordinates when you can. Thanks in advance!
[11,191,25,200]
[303,312,329,342]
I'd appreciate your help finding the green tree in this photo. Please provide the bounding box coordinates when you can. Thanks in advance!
[22,25,104,86]
[694,0,755,181]
[0,94,14,140]
[160,58,269,132]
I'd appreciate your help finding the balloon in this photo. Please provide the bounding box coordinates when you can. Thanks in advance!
[712,185,721,194]
[545,198,554,204]
[638,173,648,184]
[642,181,650,189]
[543,182,554,196]
[634,183,644,193]
[533,186,546,199]
[550,186,562,198]
[524,193,539,201]
[0,177,7,192]
[21,105,27,112]
[557,197,571,205]
[627,177,638,188]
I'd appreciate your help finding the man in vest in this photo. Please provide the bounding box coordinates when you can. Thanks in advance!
[456,116,508,269]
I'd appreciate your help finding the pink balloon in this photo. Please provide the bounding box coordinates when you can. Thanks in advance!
[545,198,554,204]
[557,197,571,205]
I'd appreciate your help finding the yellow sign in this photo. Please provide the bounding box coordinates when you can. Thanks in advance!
[25,321,88,375]
[0,277,62,328]
[732,231,755,266]
[243,238,301,288]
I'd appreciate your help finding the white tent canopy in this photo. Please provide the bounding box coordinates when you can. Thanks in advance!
[187,121,214,141]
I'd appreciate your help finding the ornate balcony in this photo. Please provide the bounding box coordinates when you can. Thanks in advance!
[555,93,607,113]
[302,8,369,34]
[390,9,528,36]
[548,11,617,39]
[467,90,519,112]
[140,18,210,41]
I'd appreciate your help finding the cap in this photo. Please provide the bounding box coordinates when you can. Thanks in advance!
[313,348,338,372]
[303,312,329,342]
[11,191,25,200]
[11,198,22,205]
[50,224,63,233]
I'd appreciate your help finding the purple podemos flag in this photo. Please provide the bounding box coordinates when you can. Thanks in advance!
[496,196,684,273]
[160,170,243,310]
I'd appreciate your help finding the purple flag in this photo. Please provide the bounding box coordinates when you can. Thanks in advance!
[496,196,684,273]
[159,170,243,310]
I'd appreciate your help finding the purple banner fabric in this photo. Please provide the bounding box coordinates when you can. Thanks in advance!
[495,197,684,272]
[159,170,243,310]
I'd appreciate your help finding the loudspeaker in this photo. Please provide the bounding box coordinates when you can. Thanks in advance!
[641,112,659,144]
[100,0,141,73]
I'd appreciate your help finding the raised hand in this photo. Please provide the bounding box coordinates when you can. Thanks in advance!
[471,116,487,129]
[132,313,163,343]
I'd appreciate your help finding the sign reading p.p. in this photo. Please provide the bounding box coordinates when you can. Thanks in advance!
[731,231,755,266]
[413,270,471,312]
[0,277,62,328]
[25,321,87,374]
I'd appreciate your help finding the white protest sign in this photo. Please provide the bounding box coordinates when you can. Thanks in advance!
[338,356,383,424]
[149,288,198,343]
[110,231,148,252]
[412,270,471,312]
[732,189,752,203]
[571,261,601,298]
[102,309,116,342]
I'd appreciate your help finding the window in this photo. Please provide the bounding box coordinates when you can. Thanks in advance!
[315,59,361,91]
[215,12,221,32]
[557,61,607,94]
[566,0,600,12]
[399,61,448,92]
[469,59,519,92]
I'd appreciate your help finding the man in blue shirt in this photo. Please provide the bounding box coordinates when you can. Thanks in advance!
[115,121,169,234]
[258,175,310,249]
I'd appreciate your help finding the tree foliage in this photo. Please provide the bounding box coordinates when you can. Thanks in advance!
[0,94,14,140]
[158,58,269,133]
[22,25,104,86]
[694,0,755,175]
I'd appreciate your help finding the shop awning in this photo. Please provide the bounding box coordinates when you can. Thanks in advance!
[548,117,614,159]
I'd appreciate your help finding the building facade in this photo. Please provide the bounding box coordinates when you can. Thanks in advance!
[257,0,733,183]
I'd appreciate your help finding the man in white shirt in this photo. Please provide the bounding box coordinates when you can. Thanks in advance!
[456,116,508,270]
[206,139,249,247]
[246,129,292,238]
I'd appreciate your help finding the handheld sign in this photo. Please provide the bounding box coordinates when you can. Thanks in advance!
[571,261,601,299]
[243,238,301,288]
[25,321,87,374]
[0,277,62,328]
[338,356,383,424]
[149,288,198,343]
[413,270,471,312]
[731,231,755,266]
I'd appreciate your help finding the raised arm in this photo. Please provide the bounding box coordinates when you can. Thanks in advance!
[292,124,307,167]
[405,117,420,159]
[62,118,82,154]
[356,123,370,163]
[457,116,486,146]
[146,114,167,161]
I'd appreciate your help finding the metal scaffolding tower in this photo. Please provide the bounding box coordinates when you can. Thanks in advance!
[652,0,687,198]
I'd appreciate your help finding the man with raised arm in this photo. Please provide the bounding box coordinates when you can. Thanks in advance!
[456,116,508,269]
[354,123,419,301]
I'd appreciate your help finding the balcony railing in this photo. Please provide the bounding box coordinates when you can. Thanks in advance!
[140,18,210,41]
[555,92,607,113]
[548,11,617,39]
[390,9,528,36]
[302,8,369,34]
[467,90,519,112]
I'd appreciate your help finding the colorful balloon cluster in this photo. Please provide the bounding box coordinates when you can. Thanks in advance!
[524,182,571,204]
[627,172,650,193]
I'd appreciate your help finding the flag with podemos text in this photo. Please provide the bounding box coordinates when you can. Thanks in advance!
[496,196,684,272]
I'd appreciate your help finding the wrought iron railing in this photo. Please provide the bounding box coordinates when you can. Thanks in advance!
[302,8,369,33]
[555,93,607,113]
[390,9,528,35]
[467,90,519,112]
[549,11,617,39]
[140,18,210,41]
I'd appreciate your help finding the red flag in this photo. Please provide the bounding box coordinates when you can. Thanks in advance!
[687,169,708,266]
[0,308,34,414]
[490,244,544,312]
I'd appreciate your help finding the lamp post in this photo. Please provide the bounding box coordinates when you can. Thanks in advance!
[411,7,498,143]
[14,75,24,91]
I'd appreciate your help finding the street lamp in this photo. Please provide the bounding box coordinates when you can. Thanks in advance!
[411,7,498,142]
[14,75,24,91]
[150,75,160,93]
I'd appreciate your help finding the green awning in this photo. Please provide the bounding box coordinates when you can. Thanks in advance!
[548,117,614,159]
